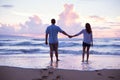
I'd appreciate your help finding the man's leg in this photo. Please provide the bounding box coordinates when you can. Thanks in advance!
[50,50,53,61]
[49,44,53,61]
[55,50,59,61]
[54,43,59,61]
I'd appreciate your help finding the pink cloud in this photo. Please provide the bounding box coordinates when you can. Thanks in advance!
[0,4,119,38]
[0,15,48,37]
[0,4,85,37]
[114,29,120,37]
[57,4,81,34]
[28,15,42,25]
[93,29,120,38]
[107,22,120,27]
[19,15,48,35]
[0,24,16,35]
[58,4,80,26]
[88,15,106,22]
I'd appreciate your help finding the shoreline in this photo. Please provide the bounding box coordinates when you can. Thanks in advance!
[0,54,120,80]
[0,66,120,80]
[0,54,120,70]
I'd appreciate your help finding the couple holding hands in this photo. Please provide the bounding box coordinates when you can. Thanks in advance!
[45,19,93,62]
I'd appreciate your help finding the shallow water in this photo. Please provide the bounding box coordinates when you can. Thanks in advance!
[0,54,120,70]
[0,37,120,70]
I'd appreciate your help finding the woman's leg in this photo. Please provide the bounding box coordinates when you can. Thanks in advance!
[82,46,86,62]
[86,46,90,62]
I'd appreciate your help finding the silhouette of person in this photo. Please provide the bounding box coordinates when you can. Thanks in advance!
[45,19,70,61]
[70,23,93,62]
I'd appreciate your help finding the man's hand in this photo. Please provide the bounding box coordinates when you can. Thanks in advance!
[68,35,73,38]
[45,41,48,45]
[69,35,73,38]
[45,33,48,45]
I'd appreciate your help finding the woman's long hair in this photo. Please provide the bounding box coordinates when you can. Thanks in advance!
[85,23,92,34]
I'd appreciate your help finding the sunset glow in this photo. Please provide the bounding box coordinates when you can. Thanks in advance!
[0,0,120,38]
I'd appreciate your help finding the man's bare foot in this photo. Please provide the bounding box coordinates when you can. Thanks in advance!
[51,59,53,62]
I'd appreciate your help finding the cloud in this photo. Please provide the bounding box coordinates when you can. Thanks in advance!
[0,24,16,35]
[12,11,32,17]
[19,15,48,35]
[0,4,82,37]
[107,22,120,27]
[57,4,81,34]
[0,15,48,37]
[92,26,110,30]
[25,15,42,26]
[0,4,119,38]
[0,4,13,8]
[114,29,120,37]
[88,15,106,22]
[58,4,79,26]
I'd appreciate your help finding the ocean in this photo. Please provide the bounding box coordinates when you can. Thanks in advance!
[0,36,120,70]
[0,36,120,55]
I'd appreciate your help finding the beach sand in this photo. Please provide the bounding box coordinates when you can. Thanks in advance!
[0,54,120,80]
[0,66,120,80]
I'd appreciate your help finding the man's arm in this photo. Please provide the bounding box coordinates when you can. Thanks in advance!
[62,31,70,37]
[45,33,48,45]
[69,30,83,38]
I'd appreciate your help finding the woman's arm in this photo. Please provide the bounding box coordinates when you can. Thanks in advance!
[70,30,83,38]
[91,34,93,46]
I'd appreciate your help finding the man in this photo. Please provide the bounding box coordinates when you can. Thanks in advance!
[45,19,70,61]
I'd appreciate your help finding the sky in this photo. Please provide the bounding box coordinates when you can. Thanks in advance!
[0,0,120,38]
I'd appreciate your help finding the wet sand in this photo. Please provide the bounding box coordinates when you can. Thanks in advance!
[0,54,120,80]
[0,54,120,70]
[0,66,120,80]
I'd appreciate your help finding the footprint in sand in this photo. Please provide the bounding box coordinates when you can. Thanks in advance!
[56,75,64,80]
[42,75,48,79]
[97,73,103,76]
[95,70,99,72]
[108,76,115,79]
[32,79,42,80]
[33,68,64,80]
[95,70,103,76]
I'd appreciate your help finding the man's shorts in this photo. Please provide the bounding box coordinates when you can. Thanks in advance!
[49,43,58,51]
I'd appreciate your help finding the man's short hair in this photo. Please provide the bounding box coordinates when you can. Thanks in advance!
[51,19,56,24]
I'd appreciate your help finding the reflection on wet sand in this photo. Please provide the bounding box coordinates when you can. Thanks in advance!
[49,61,59,68]
[81,61,92,71]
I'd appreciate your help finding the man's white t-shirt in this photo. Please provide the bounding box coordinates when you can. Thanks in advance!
[46,25,63,44]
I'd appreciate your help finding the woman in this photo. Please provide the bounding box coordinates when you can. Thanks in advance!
[70,23,93,62]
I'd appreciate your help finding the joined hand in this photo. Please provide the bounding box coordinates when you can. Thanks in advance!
[68,35,73,38]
